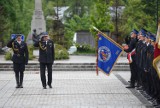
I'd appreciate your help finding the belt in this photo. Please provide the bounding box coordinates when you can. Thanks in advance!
[14,54,23,57]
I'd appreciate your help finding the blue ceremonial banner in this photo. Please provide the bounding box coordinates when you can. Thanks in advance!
[11,34,25,41]
[97,32,123,75]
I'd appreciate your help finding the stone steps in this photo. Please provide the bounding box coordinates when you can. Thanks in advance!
[0,63,130,71]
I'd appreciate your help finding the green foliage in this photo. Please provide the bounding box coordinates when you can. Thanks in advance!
[90,0,114,37]
[120,0,157,38]
[28,45,35,60]
[49,20,65,44]
[46,19,53,32]
[64,0,94,18]
[5,51,12,60]
[42,0,55,18]
[75,43,95,54]
[55,44,69,60]
[1,0,34,44]
[65,15,91,31]
[64,15,92,46]
[63,0,96,46]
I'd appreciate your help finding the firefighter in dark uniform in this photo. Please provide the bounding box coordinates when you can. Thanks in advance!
[148,35,160,107]
[123,29,138,88]
[33,32,55,89]
[7,34,29,88]
[135,29,144,89]
[139,30,148,92]
[135,29,148,91]
[143,33,152,95]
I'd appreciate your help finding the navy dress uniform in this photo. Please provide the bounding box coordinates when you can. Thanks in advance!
[7,34,29,88]
[139,30,149,91]
[34,32,55,89]
[136,28,147,89]
[143,33,153,94]
[135,36,143,88]
[124,29,138,88]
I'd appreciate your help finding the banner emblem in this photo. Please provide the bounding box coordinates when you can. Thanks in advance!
[98,46,111,62]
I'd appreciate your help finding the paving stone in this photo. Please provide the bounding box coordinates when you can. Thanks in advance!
[0,71,153,108]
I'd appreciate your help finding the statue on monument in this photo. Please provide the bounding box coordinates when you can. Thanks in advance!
[32,29,42,43]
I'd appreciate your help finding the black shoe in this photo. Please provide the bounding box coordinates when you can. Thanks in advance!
[43,86,47,89]
[152,101,159,106]
[48,85,52,88]
[16,85,20,88]
[147,97,153,101]
[136,86,143,90]
[155,105,160,108]
[19,85,23,88]
[126,85,135,88]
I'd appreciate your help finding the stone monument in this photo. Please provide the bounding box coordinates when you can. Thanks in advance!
[26,0,46,44]
[31,0,46,34]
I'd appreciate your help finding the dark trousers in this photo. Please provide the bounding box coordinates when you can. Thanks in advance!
[13,63,25,85]
[40,63,52,87]
[130,55,137,86]
[137,67,142,87]
[145,72,152,94]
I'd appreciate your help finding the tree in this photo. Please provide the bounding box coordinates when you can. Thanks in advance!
[141,0,160,30]
[0,0,34,44]
[119,0,154,38]
[63,0,95,46]
[90,0,114,37]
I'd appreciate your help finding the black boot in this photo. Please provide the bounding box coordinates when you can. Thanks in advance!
[15,72,20,88]
[126,83,135,88]
[16,84,19,88]
[19,72,24,88]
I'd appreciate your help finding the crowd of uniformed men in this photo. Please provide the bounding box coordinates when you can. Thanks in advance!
[124,28,160,107]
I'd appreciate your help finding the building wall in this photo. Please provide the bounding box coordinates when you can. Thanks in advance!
[76,31,95,48]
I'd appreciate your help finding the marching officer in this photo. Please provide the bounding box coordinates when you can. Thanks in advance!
[33,32,55,89]
[7,34,29,88]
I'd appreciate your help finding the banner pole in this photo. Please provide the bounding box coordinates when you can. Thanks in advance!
[96,33,99,76]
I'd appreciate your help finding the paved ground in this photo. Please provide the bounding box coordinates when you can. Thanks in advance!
[0,55,153,108]
[0,71,152,108]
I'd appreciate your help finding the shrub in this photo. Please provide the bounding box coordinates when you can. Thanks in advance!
[75,43,95,53]
[55,44,69,60]
[5,51,12,60]
[28,45,35,60]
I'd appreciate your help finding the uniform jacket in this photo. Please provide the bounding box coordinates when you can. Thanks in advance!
[139,42,147,69]
[34,39,55,64]
[124,38,137,61]
[135,40,143,66]
[145,44,154,72]
[124,38,137,53]
[7,38,29,64]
